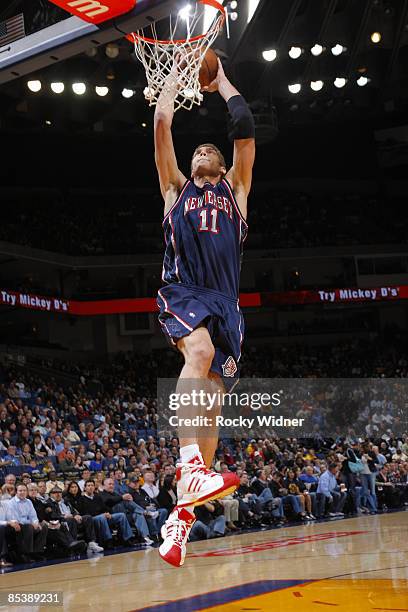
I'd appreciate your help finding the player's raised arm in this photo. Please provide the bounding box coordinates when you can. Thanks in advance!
[154,59,187,209]
[203,60,255,218]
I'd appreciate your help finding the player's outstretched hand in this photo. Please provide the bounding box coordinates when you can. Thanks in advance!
[202,58,226,93]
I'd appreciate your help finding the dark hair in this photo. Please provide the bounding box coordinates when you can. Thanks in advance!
[85,479,95,486]
[162,474,175,490]
[328,463,338,470]
[67,481,79,494]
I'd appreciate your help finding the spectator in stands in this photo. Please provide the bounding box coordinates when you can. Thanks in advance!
[218,495,240,531]
[59,449,77,474]
[0,499,13,566]
[5,484,48,563]
[37,481,49,503]
[27,482,84,556]
[1,483,15,501]
[101,449,117,472]
[31,433,49,458]
[190,502,226,541]
[77,469,92,492]
[47,487,102,554]
[64,481,84,511]
[157,475,177,515]
[46,472,64,494]
[80,480,136,548]
[316,463,347,518]
[3,446,21,466]
[89,451,103,472]
[269,471,301,519]
[57,440,73,462]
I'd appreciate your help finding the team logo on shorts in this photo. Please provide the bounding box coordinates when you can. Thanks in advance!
[222,356,237,377]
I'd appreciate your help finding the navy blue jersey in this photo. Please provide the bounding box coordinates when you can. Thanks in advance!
[162,178,248,299]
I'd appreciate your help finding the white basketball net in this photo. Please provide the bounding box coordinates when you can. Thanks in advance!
[129,2,225,112]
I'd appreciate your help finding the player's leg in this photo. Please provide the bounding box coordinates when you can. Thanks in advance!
[159,328,238,568]
[174,326,239,507]
[176,327,223,466]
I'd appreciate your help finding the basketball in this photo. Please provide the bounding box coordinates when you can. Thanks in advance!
[199,48,219,88]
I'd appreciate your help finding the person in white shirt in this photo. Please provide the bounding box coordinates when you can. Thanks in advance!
[0,499,13,566]
[77,469,92,491]
[141,470,160,500]
[5,484,48,562]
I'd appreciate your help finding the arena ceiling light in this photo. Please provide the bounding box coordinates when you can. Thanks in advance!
[310,80,324,91]
[27,80,41,92]
[95,86,109,97]
[288,83,301,94]
[51,82,64,94]
[331,44,345,56]
[334,77,347,88]
[121,87,135,98]
[371,31,382,43]
[289,46,303,59]
[262,49,277,62]
[357,75,369,86]
[311,44,324,56]
[72,82,86,95]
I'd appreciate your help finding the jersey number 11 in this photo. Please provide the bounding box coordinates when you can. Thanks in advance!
[198,209,219,234]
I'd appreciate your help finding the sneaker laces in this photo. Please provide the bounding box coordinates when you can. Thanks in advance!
[165,514,193,549]
[177,462,217,477]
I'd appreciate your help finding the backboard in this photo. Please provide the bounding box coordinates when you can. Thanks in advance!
[0,0,177,84]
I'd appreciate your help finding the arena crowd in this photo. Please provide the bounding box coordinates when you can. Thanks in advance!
[0,340,407,566]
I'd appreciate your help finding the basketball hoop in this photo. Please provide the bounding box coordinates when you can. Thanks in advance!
[127,0,225,111]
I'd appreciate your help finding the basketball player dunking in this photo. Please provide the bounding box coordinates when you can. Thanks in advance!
[155,57,255,567]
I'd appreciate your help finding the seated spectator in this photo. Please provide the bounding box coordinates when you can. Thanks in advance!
[89,450,103,472]
[157,475,177,515]
[80,479,137,548]
[283,469,315,520]
[1,483,16,501]
[46,472,64,495]
[269,471,302,519]
[0,499,13,566]
[251,469,285,522]
[218,495,240,531]
[113,469,128,496]
[64,481,85,511]
[190,502,226,541]
[127,477,164,543]
[101,449,118,472]
[57,440,73,462]
[47,487,102,554]
[5,484,48,563]
[37,481,49,503]
[316,463,347,518]
[21,443,33,464]
[77,469,92,492]
[31,433,49,458]
[27,483,84,556]
[3,446,21,466]
[59,449,77,474]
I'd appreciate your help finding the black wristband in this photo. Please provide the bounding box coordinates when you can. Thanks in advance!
[227,95,255,140]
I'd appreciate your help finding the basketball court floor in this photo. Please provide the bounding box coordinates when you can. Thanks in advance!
[0,511,406,611]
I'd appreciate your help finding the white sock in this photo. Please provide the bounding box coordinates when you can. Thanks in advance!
[180,444,204,465]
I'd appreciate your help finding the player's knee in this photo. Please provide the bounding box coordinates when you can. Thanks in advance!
[185,338,215,371]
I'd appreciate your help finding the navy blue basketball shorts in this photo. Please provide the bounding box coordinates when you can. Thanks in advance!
[157,283,244,388]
